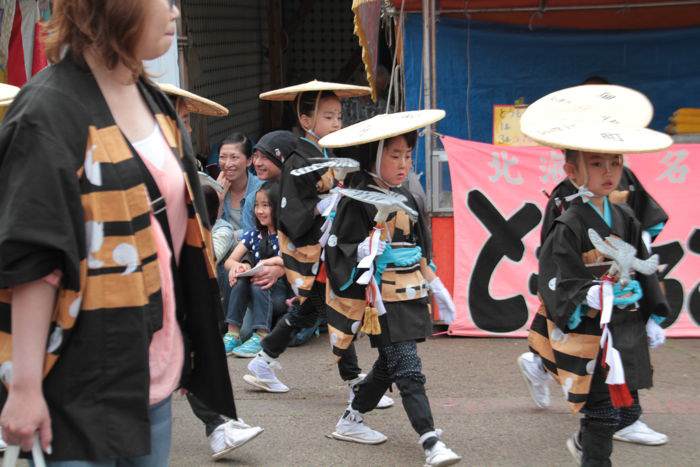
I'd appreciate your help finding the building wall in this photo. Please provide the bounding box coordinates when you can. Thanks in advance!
[180,0,364,155]
[282,1,362,84]
[181,0,271,153]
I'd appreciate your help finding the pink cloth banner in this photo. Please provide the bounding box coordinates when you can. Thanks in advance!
[442,136,700,338]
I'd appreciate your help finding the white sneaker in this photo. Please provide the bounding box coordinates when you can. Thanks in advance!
[347,374,395,409]
[566,432,582,465]
[0,429,6,452]
[243,353,289,393]
[517,352,551,408]
[613,420,668,446]
[424,441,461,467]
[331,408,387,445]
[208,419,264,460]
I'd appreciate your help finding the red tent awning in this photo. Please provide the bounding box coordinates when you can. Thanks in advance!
[391,1,700,29]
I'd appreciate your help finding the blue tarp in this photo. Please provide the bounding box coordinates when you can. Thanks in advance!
[403,15,700,187]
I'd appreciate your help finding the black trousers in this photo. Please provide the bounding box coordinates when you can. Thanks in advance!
[187,393,227,437]
[261,281,361,381]
[579,391,642,467]
[352,341,434,437]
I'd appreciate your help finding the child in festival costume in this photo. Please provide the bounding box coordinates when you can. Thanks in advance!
[519,81,669,447]
[319,110,461,467]
[517,86,669,448]
[518,166,669,444]
[520,85,672,466]
[244,81,394,408]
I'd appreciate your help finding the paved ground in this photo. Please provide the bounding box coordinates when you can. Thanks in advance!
[170,335,699,467]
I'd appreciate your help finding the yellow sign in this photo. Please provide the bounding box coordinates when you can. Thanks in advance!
[492,104,537,147]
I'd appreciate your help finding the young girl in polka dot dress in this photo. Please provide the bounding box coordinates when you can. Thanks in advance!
[223,182,290,357]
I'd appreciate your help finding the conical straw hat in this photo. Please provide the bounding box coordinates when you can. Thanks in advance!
[259,80,371,101]
[318,109,445,148]
[0,83,20,107]
[521,84,654,130]
[158,83,228,117]
[521,85,671,153]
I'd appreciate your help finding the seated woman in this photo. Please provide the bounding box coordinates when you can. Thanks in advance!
[223,182,291,356]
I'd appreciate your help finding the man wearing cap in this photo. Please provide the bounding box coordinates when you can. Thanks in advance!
[520,84,671,466]
[252,130,296,183]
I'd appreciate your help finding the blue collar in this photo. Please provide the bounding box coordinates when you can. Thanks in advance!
[586,197,612,228]
[300,136,329,159]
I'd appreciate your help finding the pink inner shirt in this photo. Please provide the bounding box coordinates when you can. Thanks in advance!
[132,123,187,406]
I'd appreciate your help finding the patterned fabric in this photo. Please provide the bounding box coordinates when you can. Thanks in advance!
[531,202,666,414]
[325,175,432,360]
[581,391,642,430]
[241,229,279,263]
[0,57,235,459]
[278,138,334,302]
[375,340,425,383]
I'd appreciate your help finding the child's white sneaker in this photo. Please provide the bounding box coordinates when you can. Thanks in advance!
[566,431,583,465]
[331,407,387,444]
[243,352,289,393]
[517,352,552,408]
[208,419,264,460]
[613,420,668,445]
[424,441,461,467]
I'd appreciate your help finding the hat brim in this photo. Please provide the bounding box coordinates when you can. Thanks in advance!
[0,83,20,107]
[259,80,371,101]
[318,110,446,148]
[523,125,672,154]
[520,84,671,154]
[197,171,225,193]
[521,85,654,131]
[158,83,229,117]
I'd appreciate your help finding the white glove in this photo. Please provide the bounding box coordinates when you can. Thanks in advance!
[646,319,666,349]
[316,196,334,216]
[586,284,602,310]
[641,230,653,253]
[357,236,386,261]
[430,277,456,324]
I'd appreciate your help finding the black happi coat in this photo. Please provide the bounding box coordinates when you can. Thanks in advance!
[541,166,668,245]
[0,56,234,460]
[325,172,433,352]
[535,201,668,411]
[277,138,335,301]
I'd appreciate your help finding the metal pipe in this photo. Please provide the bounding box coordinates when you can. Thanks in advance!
[422,0,433,211]
[438,0,700,14]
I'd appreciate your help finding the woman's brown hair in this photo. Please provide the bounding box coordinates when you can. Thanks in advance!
[44,0,148,78]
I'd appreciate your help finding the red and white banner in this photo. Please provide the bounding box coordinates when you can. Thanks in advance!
[442,136,700,338]
[1,0,47,86]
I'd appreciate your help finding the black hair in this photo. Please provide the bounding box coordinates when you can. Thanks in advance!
[581,76,610,85]
[201,184,220,226]
[564,149,579,164]
[336,130,419,176]
[254,181,280,232]
[254,181,281,260]
[385,130,418,150]
[296,90,340,117]
[219,132,253,158]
